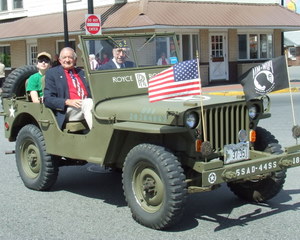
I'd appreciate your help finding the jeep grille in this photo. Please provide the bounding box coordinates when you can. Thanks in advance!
[203,103,249,151]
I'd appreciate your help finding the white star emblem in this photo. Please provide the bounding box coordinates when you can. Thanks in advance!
[9,105,15,118]
[208,172,217,184]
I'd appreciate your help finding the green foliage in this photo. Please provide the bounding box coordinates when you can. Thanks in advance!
[0,52,11,67]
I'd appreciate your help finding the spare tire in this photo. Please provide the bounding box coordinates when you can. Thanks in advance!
[1,65,37,98]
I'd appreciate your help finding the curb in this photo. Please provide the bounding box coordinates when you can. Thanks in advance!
[206,87,300,96]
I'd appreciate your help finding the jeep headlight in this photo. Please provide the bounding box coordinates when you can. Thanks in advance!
[185,111,199,129]
[262,95,270,112]
[248,105,257,119]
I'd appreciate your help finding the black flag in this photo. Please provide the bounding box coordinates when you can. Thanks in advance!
[241,56,289,100]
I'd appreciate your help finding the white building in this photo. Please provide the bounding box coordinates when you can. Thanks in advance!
[0,0,299,86]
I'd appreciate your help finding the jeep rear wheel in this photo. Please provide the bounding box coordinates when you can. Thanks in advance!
[122,144,187,230]
[16,124,58,190]
[227,127,286,202]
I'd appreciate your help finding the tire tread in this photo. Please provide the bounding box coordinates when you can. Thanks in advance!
[122,143,187,229]
[227,127,286,202]
[16,124,58,191]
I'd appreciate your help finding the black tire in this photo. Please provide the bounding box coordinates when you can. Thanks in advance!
[122,144,187,230]
[227,127,286,202]
[1,65,37,98]
[15,124,59,191]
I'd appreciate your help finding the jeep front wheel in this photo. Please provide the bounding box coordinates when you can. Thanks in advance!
[227,127,286,202]
[122,144,187,230]
[16,124,59,191]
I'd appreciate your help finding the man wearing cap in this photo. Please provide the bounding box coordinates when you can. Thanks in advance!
[26,52,52,103]
[44,47,93,130]
[98,39,135,70]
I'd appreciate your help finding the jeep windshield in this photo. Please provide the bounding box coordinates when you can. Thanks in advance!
[81,33,180,71]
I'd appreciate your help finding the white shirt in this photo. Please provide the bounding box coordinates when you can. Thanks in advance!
[0,62,5,78]
[112,58,124,69]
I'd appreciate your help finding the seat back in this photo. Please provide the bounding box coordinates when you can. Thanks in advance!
[63,120,88,133]
[25,79,31,101]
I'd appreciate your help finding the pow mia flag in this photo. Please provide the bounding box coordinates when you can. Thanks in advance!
[241,56,289,100]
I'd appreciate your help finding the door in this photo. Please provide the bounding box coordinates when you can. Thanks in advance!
[209,33,228,81]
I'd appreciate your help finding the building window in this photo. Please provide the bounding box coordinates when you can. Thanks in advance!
[192,34,199,59]
[0,0,7,11]
[238,33,273,60]
[211,35,224,58]
[249,34,258,59]
[0,45,11,68]
[182,35,191,60]
[177,34,199,61]
[28,44,38,65]
[57,40,76,54]
[238,35,247,59]
[260,34,273,59]
[13,0,23,9]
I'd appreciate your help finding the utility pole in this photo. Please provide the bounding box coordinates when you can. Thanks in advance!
[281,0,284,55]
[87,0,95,54]
[63,0,70,47]
[88,0,94,14]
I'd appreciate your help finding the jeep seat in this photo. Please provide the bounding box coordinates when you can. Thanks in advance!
[25,79,31,101]
[63,120,88,133]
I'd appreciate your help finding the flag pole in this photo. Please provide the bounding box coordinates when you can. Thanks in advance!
[196,52,207,142]
[285,51,297,126]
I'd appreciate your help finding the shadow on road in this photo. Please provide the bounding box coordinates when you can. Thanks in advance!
[50,163,126,207]
[167,185,300,232]
[49,164,300,232]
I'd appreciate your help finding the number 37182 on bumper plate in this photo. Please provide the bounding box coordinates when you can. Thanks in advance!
[224,141,250,164]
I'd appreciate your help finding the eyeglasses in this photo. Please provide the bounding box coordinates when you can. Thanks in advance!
[38,58,50,63]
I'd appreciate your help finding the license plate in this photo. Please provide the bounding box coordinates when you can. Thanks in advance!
[224,142,249,164]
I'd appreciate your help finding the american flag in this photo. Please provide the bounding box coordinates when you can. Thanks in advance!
[148,59,201,102]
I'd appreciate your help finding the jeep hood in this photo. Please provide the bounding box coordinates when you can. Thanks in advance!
[94,94,244,126]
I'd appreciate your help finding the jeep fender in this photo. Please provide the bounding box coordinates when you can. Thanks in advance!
[113,122,188,134]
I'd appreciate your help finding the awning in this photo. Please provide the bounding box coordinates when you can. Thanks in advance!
[1,1,300,41]
[285,31,300,47]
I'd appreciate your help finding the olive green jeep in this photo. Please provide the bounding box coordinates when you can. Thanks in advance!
[1,33,300,230]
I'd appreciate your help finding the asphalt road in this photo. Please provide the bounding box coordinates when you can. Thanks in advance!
[289,65,300,81]
[0,93,300,240]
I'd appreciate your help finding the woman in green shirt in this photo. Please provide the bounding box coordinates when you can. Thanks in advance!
[26,52,51,103]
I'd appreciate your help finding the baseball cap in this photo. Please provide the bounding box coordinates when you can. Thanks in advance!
[37,52,52,61]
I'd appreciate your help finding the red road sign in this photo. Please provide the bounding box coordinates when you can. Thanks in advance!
[85,14,101,35]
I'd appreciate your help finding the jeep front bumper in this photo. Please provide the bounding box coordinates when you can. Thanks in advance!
[192,144,300,187]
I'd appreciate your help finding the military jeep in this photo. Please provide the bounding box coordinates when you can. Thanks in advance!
[1,33,300,230]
